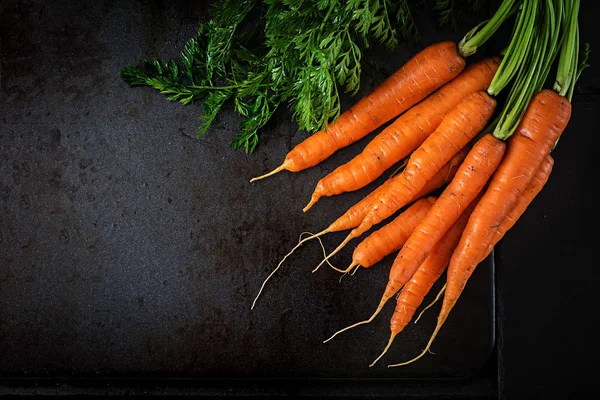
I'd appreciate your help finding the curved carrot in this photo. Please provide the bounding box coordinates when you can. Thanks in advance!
[303,57,500,211]
[390,89,570,368]
[338,196,437,275]
[249,41,465,182]
[369,194,478,367]
[323,133,504,340]
[314,91,496,272]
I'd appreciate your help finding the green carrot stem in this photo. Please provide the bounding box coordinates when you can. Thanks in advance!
[487,0,539,96]
[458,0,522,58]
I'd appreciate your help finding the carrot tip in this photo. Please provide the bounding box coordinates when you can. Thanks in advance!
[250,163,287,182]
[302,195,319,213]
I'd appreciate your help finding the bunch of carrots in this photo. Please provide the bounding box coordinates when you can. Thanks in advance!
[249,0,589,368]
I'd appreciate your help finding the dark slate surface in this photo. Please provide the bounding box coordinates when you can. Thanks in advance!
[0,0,598,398]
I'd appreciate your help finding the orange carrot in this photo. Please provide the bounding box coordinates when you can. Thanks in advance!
[339,154,553,361]
[322,133,504,340]
[378,134,505,303]
[303,57,500,211]
[389,89,570,368]
[313,91,496,272]
[249,42,465,183]
[337,197,437,275]
[369,194,478,366]
[249,149,467,310]
[327,147,469,235]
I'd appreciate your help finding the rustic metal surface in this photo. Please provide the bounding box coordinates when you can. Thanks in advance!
[1,0,497,395]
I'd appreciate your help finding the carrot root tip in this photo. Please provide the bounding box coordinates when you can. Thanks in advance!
[250,164,287,183]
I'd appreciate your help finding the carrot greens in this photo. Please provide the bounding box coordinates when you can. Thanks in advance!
[120,0,481,153]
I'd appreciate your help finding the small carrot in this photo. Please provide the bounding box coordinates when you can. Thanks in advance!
[250,42,466,182]
[335,196,437,275]
[313,91,496,272]
[249,149,468,309]
[303,57,500,211]
[323,132,504,340]
[369,195,478,366]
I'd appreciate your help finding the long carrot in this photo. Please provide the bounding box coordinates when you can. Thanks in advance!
[397,91,571,365]
[335,197,437,275]
[249,41,465,182]
[250,148,468,310]
[369,195,479,366]
[388,152,558,368]
[372,154,553,366]
[302,57,500,211]
[323,132,504,340]
[313,90,496,272]
[386,0,581,366]
[378,134,506,302]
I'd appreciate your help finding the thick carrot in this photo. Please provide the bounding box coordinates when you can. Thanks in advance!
[303,57,500,211]
[250,42,465,182]
[337,196,437,275]
[389,90,570,368]
[322,133,504,340]
[313,91,496,272]
[369,195,478,366]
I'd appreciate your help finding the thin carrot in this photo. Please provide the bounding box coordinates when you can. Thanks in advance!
[313,90,496,272]
[387,0,580,366]
[372,154,553,366]
[327,146,469,235]
[378,133,505,304]
[388,152,558,368]
[323,132,504,341]
[249,41,465,182]
[337,196,437,275]
[369,195,478,366]
[303,57,500,211]
[249,149,467,309]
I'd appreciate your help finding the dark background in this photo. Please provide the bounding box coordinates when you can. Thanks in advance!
[1,0,598,398]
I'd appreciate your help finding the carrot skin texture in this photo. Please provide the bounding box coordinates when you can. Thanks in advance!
[351,90,497,239]
[353,197,436,268]
[382,133,505,302]
[327,147,469,233]
[306,57,500,207]
[489,155,554,249]
[257,41,465,178]
[390,195,477,335]
[441,90,571,328]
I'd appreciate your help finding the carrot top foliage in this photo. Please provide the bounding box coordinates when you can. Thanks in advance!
[120,0,481,153]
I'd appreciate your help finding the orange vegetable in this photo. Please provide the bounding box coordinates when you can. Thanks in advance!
[323,132,504,341]
[389,89,570,368]
[338,196,437,275]
[313,91,496,272]
[369,195,478,366]
[249,41,466,182]
[303,57,500,211]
